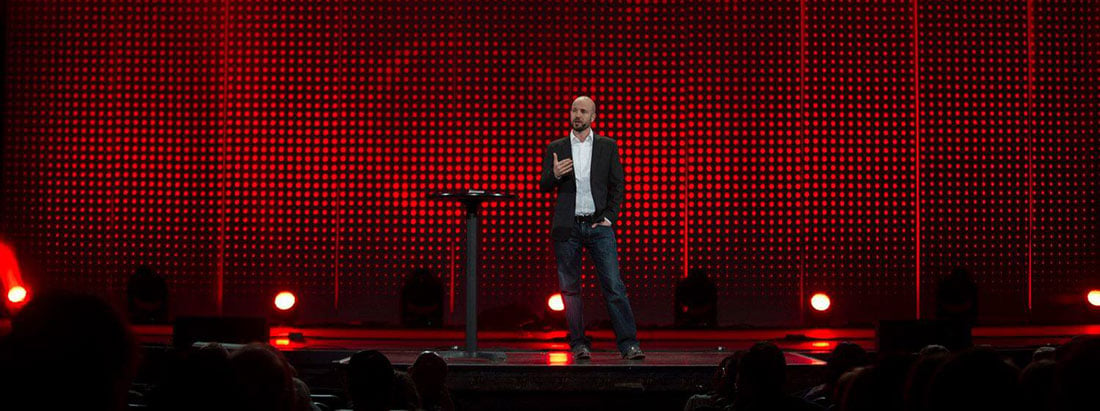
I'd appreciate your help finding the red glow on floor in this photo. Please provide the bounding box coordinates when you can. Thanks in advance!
[547,352,570,366]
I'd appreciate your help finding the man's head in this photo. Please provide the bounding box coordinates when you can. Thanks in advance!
[570,96,596,133]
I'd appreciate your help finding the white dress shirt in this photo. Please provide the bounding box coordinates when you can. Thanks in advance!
[570,129,596,216]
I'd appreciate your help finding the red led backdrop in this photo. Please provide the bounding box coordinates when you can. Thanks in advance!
[2,0,1097,326]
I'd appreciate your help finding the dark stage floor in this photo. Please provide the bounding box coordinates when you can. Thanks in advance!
[133,323,1097,357]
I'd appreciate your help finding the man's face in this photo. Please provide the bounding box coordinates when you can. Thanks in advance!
[570,99,596,132]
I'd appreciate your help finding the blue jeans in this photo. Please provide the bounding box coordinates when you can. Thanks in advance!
[554,221,639,353]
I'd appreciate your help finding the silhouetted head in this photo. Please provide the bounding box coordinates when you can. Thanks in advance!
[736,341,786,400]
[151,343,235,411]
[1031,346,1056,362]
[348,350,396,411]
[409,351,448,406]
[919,344,949,357]
[904,348,950,411]
[1,291,137,411]
[1018,360,1056,411]
[714,352,742,399]
[927,347,1020,411]
[827,342,869,385]
[1056,335,1100,411]
[838,366,877,411]
[230,343,296,411]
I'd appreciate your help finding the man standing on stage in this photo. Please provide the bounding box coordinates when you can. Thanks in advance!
[539,96,644,361]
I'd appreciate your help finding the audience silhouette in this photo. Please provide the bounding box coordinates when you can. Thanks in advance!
[684,352,741,411]
[5,289,1100,411]
[0,291,138,411]
[731,341,823,411]
[926,347,1021,411]
[409,351,455,411]
[148,342,236,411]
[801,341,868,409]
[347,349,420,411]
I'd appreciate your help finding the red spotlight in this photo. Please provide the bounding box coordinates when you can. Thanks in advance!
[811,293,831,312]
[7,286,27,304]
[548,293,565,312]
[274,291,296,311]
[1088,290,1100,307]
[2,241,30,311]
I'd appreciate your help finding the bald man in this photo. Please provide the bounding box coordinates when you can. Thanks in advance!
[539,96,644,361]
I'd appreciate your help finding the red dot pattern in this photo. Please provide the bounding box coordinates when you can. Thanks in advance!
[1,0,1096,325]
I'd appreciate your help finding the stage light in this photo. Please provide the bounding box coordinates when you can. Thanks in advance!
[811,293,831,312]
[673,268,718,328]
[270,291,300,326]
[128,266,168,324]
[548,293,565,312]
[1088,290,1100,307]
[274,291,296,311]
[535,293,567,331]
[8,286,27,304]
[401,268,445,328]
[2,241,30,314]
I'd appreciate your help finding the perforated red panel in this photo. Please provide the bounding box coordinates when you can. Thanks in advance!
[1032,0,1100,321]
[2,0,1097,326]
[805,0,917,324]
[918,0,1032,322]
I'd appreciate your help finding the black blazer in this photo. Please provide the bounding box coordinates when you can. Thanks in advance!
[539,133,625,241]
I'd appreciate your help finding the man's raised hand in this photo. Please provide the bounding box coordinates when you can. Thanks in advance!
[553,152,573,179]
